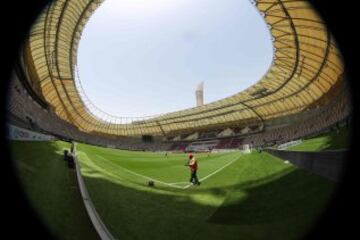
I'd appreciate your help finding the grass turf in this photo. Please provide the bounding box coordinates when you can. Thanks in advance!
[76,142,336,240]
[11,141,99,240]
[287,127,351,151]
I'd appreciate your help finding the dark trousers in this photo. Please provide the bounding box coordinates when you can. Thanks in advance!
[190,170,199,184]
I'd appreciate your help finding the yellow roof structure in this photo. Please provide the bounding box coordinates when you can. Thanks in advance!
[23,0,344,136]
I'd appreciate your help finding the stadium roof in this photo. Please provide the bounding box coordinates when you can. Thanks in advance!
[23,0,344,136]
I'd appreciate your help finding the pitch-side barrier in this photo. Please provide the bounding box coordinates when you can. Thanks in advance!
[73,152,116,240]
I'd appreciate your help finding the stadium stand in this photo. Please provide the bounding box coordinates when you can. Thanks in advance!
[7,73,171,151]
[7,67,351,153]
[8,0,346,139]
[185,140,219,152]
[169,90,351,151]
[5,0,352,153]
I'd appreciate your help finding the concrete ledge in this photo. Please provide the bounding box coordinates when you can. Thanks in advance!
[264,149,349,181]
[74,155,116,240]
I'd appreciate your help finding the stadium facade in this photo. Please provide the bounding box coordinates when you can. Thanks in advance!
[7,0,352,150]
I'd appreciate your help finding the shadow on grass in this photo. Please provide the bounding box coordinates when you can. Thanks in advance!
[82,165,335,240]
[324,125,352,150]
[10,141,99,240]
[208,169,334,225]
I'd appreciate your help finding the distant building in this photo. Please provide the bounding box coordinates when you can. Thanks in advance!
[195,82,204,107]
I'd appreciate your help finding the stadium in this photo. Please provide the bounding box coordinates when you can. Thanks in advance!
[5,0,354,239]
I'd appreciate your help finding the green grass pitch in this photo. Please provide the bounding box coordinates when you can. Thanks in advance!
[11,141,99,240]
[75,142,335,240]
[10,140,337,240]
[287,126,351,151]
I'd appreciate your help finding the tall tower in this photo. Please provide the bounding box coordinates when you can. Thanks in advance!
[195,82,204,107]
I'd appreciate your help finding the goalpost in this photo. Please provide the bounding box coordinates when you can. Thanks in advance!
[240,144,251,154]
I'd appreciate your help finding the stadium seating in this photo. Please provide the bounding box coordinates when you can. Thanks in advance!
[171,90,351,151]
[6,75,172,151]
[7,71,351,152]
[185,140,219,152]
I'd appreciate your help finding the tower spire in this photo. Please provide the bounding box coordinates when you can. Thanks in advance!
[195,81,204,107]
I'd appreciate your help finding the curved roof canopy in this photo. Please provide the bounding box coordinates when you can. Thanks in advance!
[24,0,344,136]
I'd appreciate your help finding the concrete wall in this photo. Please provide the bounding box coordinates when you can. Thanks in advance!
[7,124,55,141]
[265,149,349,181]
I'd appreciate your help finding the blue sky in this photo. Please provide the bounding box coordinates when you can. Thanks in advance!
[77,0,273,118]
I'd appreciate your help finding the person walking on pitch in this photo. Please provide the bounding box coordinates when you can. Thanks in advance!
[185,154,200,185]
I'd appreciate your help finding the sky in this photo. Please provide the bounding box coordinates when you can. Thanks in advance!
[77,0,273,119]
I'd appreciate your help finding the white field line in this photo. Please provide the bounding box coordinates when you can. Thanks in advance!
[95,155,184,189]
[182,156,240,189]
[95,154,241,190]
[168,182,189,185]
[169,155,241,185]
